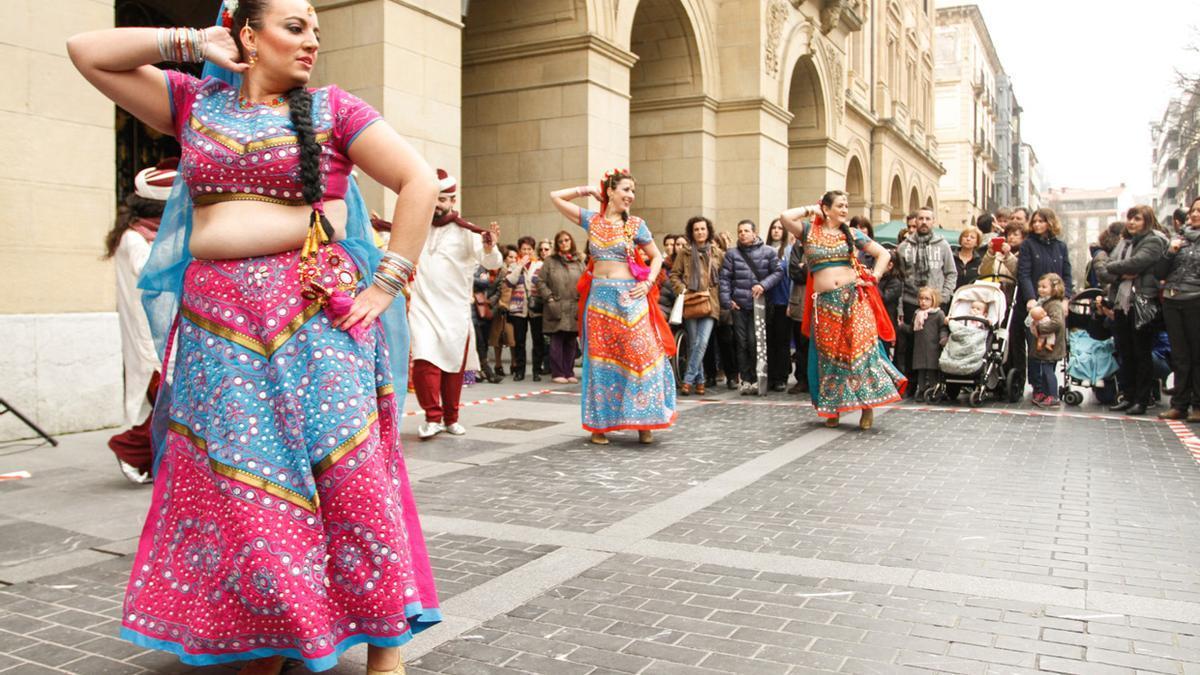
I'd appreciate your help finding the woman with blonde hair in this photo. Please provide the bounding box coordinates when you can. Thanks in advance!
[955,226,984,289]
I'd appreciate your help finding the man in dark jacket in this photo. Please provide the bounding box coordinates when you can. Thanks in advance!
[719,220,784,394]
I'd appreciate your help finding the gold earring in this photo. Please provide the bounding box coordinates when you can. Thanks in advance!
[248,49,257,65]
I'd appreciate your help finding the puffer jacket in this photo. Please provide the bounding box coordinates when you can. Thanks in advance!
[1157,227,1200,302]
[719,237,784,310]
[896,232,956,304]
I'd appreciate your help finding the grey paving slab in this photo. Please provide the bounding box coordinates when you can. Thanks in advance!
[653,409,1200,599]
[407,554,1200,674]
[411,404,816,533]
[425,531,559,601]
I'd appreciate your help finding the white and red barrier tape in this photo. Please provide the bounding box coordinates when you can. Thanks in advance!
[1163,420,1200,466]
[402,389,552,417]
[449,388,1200,467]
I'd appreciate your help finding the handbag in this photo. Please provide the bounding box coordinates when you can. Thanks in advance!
[1132,291,1159,330]
[474,291,493,321]
[669,292,685,325]
[683,291,712,319]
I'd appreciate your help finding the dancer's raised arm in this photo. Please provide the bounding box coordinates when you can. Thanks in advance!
[67,26,245,135]
[550,185,600,225]
[778,204,819,239]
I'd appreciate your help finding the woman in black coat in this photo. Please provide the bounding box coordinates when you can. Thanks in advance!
[1157,197,1200,420]
[1095,206,1167,415]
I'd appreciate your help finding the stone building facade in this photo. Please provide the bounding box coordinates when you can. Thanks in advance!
[1,0,943,439]
[932,4,1000,229]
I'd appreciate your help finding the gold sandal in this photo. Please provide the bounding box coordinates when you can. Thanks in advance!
[367,654,406,675]
[859,408,873,430]
[590,432,610,445]
[638,430,653,444]
[824,416,839,428]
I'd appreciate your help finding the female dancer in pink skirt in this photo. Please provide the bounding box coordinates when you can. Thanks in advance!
[69,1,440,672]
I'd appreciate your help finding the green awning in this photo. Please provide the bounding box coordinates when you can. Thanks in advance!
[870,220,962,246]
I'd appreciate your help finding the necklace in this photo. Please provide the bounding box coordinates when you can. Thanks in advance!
[238,93,287,109]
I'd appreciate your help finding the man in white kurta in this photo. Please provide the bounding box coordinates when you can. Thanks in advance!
[107,161,176,483]
[409,170,503,439]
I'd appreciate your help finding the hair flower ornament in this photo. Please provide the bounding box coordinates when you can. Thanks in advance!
[221,0,238,28]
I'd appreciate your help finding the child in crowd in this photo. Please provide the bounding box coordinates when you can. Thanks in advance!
[878,254,904,361]
[938,298,991,378]
[909,286,948,401]
[1028,272,1067,407]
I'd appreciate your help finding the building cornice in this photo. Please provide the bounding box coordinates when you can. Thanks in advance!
[464,34,638,69]
[715,97,793,126]
[315,0,462,29]
[935,5,1004,76]
[630,95,719,114]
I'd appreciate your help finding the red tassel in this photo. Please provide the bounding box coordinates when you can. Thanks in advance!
[324,290,370,343]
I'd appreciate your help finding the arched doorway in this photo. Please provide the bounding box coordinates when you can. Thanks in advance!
[889,176,904,220]
[628,0,709,234]
[925,195,935,209]
[786,57,828,212]
[845,157,866,217]
[908,186,920,215]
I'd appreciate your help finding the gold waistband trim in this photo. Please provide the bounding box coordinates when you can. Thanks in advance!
[181,302,323,358]
[313,410,379,476]
[189,115,331,154]
[169,419,319,512]
[193,192,308,207]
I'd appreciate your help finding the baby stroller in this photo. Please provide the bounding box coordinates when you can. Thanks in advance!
[928,279,1022,407]
[1060,288,1118,406]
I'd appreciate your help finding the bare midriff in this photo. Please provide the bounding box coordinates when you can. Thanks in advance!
[810,265,857,294]
[188,199,350,260]
[591,259,635,280]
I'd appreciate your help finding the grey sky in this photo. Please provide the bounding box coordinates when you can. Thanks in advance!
[936,0,1199,195]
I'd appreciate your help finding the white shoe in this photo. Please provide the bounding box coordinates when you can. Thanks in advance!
[445,422,466,435]
[117,458,152,485]
[418,421,445,439]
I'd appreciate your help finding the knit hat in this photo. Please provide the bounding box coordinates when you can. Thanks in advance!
[437,168,457,196]
[134,159,179,201]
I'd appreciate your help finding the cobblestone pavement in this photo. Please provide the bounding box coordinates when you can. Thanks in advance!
[1,378,1199,674]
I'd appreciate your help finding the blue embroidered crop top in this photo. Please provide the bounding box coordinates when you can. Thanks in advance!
[579,208,653,262]
[803,224,869,272]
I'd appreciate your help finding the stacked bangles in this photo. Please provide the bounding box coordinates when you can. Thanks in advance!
[157,27,208,64]
[374,251,416,298]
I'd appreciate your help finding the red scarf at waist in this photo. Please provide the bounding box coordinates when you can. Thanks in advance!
[576,254,676,357]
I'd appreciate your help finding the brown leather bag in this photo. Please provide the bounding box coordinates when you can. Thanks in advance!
[682,291,712,319]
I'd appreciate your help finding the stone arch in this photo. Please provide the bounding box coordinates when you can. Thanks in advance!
[785,55,830,208]
[908,185,920,214]
[925,194,935,209]
[845,156,866,216]
[628,0,714,231]
[615,0,718,99]
[889,175,905,220]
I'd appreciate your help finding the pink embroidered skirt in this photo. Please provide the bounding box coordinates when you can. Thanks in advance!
[120,244,441,670]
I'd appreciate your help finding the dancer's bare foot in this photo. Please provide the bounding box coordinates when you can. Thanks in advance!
[824,415,839,428]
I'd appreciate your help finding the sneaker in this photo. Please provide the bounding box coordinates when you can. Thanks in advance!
[445,422,466,435]
[567,377,579,383]
[418,421,445,439]
[1042,396,1061,407]
[740,382,755,395]
[117,458,153,485]
[552,376,570,384]
[1031,393,1048,407]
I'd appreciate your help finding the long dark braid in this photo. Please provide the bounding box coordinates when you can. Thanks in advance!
[287,86,325,208]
